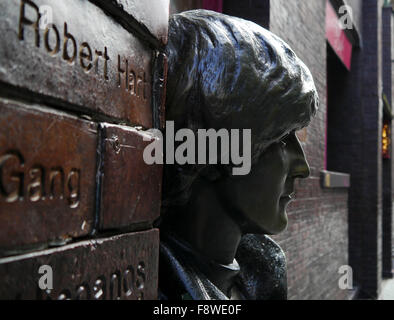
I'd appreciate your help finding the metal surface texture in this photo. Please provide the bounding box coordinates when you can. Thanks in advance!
[92,0,170,46]
[0,229,159,300]
[0,0,153,127]
[99,123,162,230]
[0,98,97,255]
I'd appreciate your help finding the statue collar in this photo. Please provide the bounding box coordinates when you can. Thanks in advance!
[160,233,241,299]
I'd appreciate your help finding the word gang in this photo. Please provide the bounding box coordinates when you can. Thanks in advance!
[0,151,81,208]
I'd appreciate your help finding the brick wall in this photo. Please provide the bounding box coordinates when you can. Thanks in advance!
[0,0,168,299]
[178,0,389,299]
[269,0,352,300]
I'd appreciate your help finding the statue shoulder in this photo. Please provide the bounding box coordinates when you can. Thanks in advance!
[235,234,287,300]
[159,236,229,300]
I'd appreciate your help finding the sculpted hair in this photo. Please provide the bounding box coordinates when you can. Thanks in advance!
[162,10,319,209]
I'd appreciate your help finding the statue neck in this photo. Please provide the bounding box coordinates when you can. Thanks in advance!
[162,232,241,297]
[165,177,242,265]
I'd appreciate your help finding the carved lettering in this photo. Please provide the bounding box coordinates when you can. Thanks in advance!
[123,266,135,297]
[27,166,44,202]
[118,55,128,89]
[67,169,80,209]
[0,151,80,208]
[63,22,76,64]
[18,2,112,81]
[49,168,64,200]
[118,55,148,100]
[79,42,93,72]
[19,0,40,47]
[75,283,90,300]
[0,151,24,203]
[137,73,145,99]
[103,46,109,81]
[57,290,72,300]
[129,69,136,95]
[136,261,146,290]
[93,277,106,300]
[110,271,121,300]
[44,24,60,55]
[34,263,148,300]
[16,0,151,105]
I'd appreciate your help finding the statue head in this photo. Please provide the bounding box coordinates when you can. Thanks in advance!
[161,10,319,235]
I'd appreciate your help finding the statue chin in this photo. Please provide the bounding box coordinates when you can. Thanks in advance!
[236,210,289,236]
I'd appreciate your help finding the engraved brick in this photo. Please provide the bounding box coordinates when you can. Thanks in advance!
[0,98,97,254]
[92,0,170,45]
[0,229,159,300]
[99,123,162,230]
[0,0,153,127]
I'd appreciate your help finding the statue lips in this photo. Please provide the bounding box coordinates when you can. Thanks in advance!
[281,176,297,203]
[280,192,295,203]
[280,183,296,203]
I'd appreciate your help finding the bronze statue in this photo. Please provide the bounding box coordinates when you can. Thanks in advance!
[158,10,319,300]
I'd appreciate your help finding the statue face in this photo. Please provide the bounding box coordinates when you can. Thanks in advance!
[217,131,310,235]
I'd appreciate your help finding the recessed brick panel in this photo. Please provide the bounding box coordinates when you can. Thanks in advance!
[0,229,159,300]
[0,0,153,127]
[269,0,354,300]
[99,123,162,230]
[0,98,97,255]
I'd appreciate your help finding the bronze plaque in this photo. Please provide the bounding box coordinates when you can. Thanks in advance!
[0,98,97,254]
[99,124,162,230]
[92,0,170,45]
[0,0,153,127]
[0,230,159,300]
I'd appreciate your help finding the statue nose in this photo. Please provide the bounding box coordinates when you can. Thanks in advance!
[289,135,311,179]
